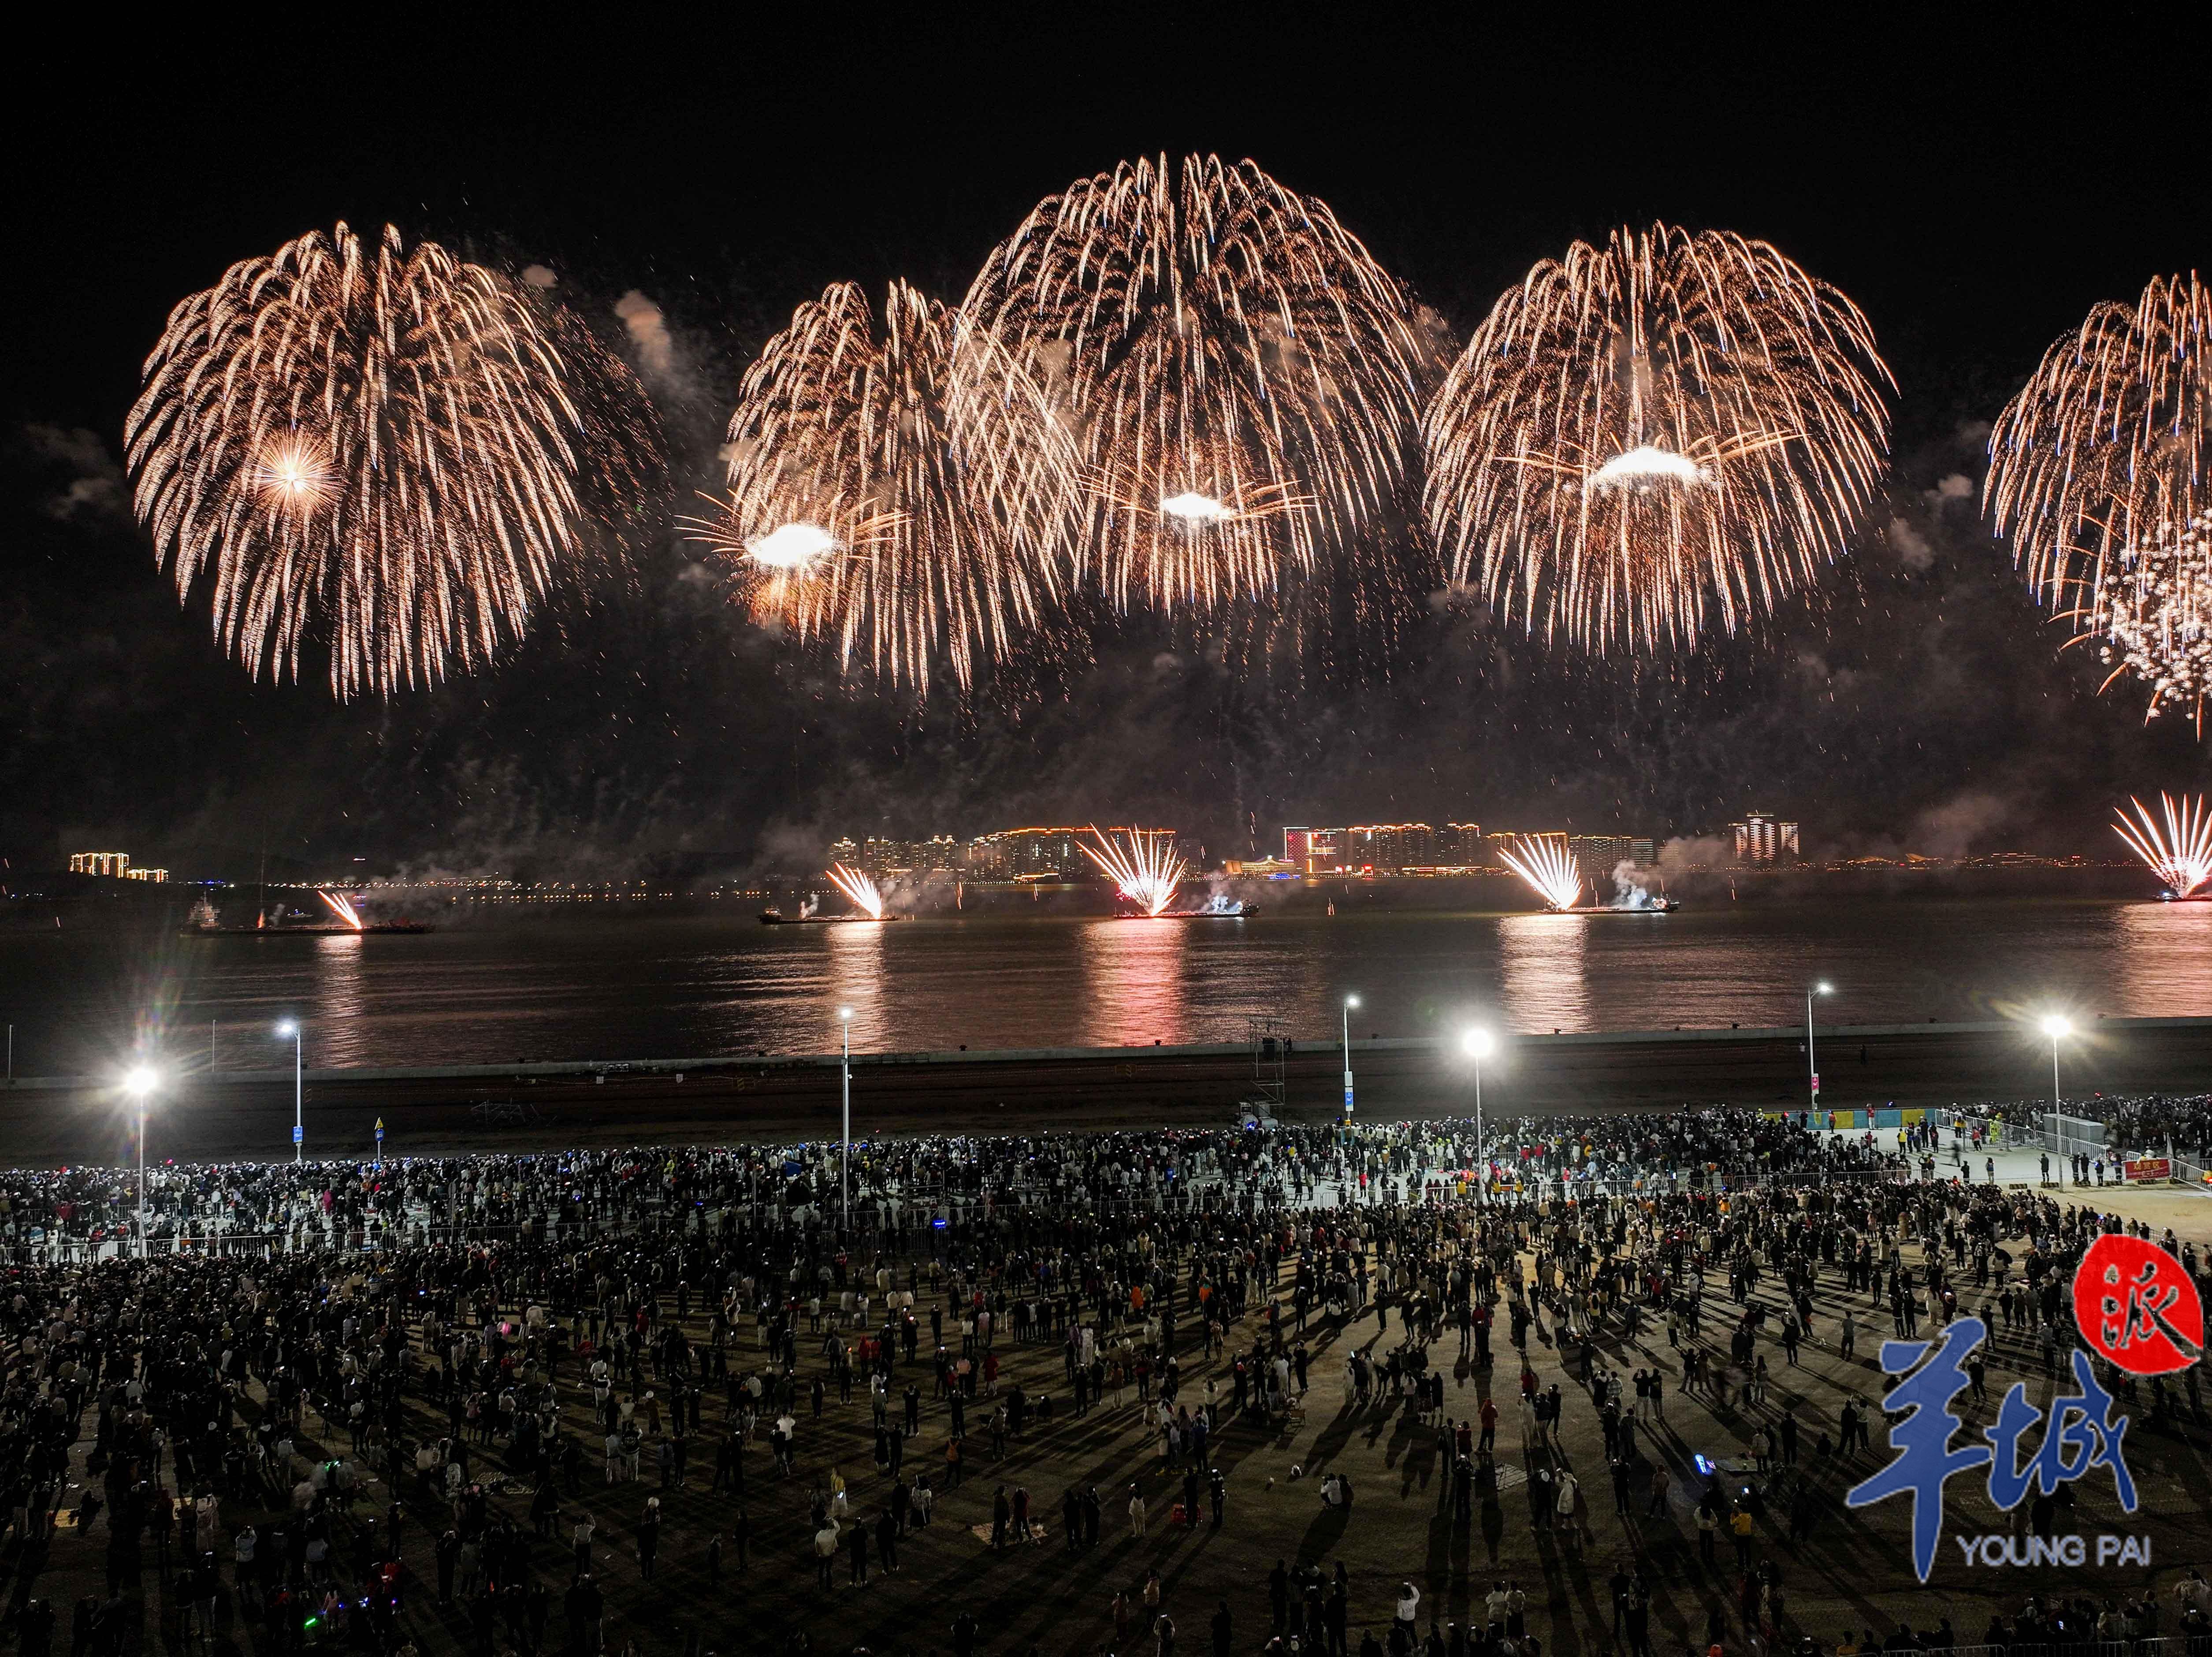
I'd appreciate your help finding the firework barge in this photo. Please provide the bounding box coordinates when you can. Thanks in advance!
[758,910,906,925]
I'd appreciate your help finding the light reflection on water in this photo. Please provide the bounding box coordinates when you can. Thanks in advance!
[1496,914,1592,1033]
[1077,919,1189,1048]
[0,899,2205,1073]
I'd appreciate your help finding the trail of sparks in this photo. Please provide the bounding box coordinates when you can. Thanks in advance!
[1423,223,1892,653]
[2114,795,2212,899]
[1082,827,1188,917]
[317,892,364,930]
[825,863,887,919]
[126,223,662,698]
[1498,835,1584,911]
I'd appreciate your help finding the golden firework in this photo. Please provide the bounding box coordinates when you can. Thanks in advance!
[694,280,1079,695]
[1989,273,2210,722]
[959,154,1438,618]
[1423,224,1892,652]
[126,223,662,698]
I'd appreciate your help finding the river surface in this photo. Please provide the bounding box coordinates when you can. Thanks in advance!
[0,897,2206,1077]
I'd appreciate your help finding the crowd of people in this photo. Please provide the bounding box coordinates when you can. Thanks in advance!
[0,1103,2196,1657]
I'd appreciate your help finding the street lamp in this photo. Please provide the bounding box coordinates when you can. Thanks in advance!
[838,1008,854,1228]
[1461,1027,1495,1204]
[275,1021,303,1163]
[1341,995,1360,1118]
[123,1066,157,1259]
[2041,1012,2071,1112]
[1806,981,1833,1115]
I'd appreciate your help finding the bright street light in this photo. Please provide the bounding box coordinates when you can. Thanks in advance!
[122,1066,157,1258]
[837,1008,855,1227]
[2042,1014,2072,1132]
[1806,982,1834,1113]
[1461,1028,1494,1204]
[275,1020,304,1163]
[1341,996,1360,1118]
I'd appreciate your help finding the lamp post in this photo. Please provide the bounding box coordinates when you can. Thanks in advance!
[276,1021,303,1163]
[2041,1014,2071,1173]
[1341,995,1360,1118]
[1461,1028,1494,1204]
[1806,981,1833,1115]
[123,1066,156,1259]
[838,1008,853,1228]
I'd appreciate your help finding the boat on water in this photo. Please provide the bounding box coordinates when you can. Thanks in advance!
[184,921,436,935]
[181,895,434,936]
[1560,898,1679,915]
[758,909,904,925]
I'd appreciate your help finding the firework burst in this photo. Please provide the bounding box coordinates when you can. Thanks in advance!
[959,154,1439,620]
[1497,835,1583,911]
[695,281,1080,696]
[825,863,887,919]
[2114,795,2212,900]
[1991,276,2212,728]
[318,891,364,930]
[2079,510,2212,732]
[126,223,662,698]
[1988,274,2210,605]
[1423,224,1892,653]
[1082,826,1188,918]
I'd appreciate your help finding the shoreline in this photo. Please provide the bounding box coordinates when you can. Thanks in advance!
[10,1015,2208,1166]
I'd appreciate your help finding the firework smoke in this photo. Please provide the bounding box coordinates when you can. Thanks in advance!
[1423,224,1892,652]
[126,223,663,698]
[1497,834,1583,910]
[2114,794,2212,899]
[1082,826,1188,917]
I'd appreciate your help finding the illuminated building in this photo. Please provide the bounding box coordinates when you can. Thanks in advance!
[1565,836,1655,878]
[124,867,170,883]
[1731,811,1801,865]
[967,827,1177,880]
[69,851,131,877]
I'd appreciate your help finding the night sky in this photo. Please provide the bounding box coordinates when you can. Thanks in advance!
[7,19,2208,879]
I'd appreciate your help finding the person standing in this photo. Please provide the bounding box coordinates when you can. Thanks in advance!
[1129,1484,1148,1538]
[636,1499,659,1583]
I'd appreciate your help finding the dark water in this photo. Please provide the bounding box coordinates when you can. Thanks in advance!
[0,897,2206,1078]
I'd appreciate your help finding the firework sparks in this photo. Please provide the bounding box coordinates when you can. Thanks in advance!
[825,863,887,919]
[1082,826,1188,918]
[318,891,364,930]
[125,223,662,698]
[2114,794,2212,900]
[2082,510,2212,732]
[959,154,1439,619]
[694,281,1080,696]
[1987,274,2210,631]
[1498,835,1583,911]
[1423,224,1892,652]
